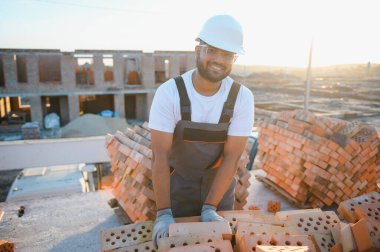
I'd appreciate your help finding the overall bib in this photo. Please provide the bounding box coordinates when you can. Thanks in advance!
[169,76,241,217]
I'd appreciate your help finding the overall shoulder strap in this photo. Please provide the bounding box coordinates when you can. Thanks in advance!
[174,76,191,121]
[219,81,241,123]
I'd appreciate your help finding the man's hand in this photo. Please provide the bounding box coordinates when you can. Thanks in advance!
[152,208,175,248]
[200,204,226,222]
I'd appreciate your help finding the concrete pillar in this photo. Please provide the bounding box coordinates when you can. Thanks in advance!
[141,53,155,88]
[68,95,80,122]
[114,94,125,118]
[169,56,180,78]
[113,54,124,85]
[59,96,70,126]
[93,54,104,86]
[186,54,196,71]
[61,54,76,89]
[136,94,147,121]
[3,54,17,88]
[26,54,39,85]
[30,96,43,126]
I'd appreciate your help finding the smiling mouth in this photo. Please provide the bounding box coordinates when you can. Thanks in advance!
[209,63,225,72]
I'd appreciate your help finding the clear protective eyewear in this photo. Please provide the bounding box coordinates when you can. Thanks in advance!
[198,45,238,64]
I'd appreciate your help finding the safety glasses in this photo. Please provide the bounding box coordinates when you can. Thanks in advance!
[197,45,238,64]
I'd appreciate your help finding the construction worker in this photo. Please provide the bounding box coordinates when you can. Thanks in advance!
[149,15,254,247]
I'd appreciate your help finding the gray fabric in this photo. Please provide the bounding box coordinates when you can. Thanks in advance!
[169,120,229,180]
[169,120,236,217]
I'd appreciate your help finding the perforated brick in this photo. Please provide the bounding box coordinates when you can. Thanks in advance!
[267,200,281,213]
[337,191,380,223]
[168,222,232,240]
[166,240,233,252]
[0,240,14,252]
[101,221,153,251]
[235,222,302,243]
[351,218,380,252]
[353,201,380,223]
[237,234,317,252]
[275,209,322,219]
[256,245,311,252]
[157,233,223,251]
[311,233,335,252]
[286,211,341,235]
[113,241,156,252]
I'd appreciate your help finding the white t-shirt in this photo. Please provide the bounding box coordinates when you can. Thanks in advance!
[149,69,254,136]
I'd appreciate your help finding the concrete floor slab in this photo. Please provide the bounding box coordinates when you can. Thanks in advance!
[0,190,120,252]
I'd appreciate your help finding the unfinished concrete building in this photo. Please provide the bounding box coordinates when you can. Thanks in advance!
[0,49,195,128]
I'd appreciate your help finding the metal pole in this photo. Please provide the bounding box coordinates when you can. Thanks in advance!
[96,163,102,190]
[304,40,313,111]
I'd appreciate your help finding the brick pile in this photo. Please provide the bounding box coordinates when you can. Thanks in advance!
[102,200,380,252]
[257,109,380,208]
[105,122,252,222]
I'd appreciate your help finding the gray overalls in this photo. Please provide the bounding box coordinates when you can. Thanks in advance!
[169,76,241,217]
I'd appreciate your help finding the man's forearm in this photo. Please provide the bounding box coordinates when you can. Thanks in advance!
[204,156,239,207]
[152,159,171,210]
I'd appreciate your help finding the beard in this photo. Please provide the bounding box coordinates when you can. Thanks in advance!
[196,53,231,83]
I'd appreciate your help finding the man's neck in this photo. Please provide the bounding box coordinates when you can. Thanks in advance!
[192,70,222,97]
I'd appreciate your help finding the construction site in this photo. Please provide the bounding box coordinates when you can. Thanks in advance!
[0,48,380,252]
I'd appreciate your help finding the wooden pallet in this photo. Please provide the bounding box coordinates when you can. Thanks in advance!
[255,175,311,209]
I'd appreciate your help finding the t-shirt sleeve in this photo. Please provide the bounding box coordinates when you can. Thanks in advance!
[227,86,254,136]
[148,80,177,133]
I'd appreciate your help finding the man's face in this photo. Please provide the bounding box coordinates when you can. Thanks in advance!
[195,44,236,83]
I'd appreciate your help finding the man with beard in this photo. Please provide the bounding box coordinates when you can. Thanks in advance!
[148,15,254,247]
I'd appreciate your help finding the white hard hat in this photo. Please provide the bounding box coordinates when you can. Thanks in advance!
[196,15,245,55]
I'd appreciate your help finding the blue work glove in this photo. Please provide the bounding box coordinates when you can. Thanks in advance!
[152,208,175,248]
[200,204,226,222]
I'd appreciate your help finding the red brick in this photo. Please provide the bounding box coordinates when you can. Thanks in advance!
[328,141,340,152]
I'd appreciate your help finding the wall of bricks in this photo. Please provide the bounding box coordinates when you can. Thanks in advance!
[105,122,252,222]
[257,109,380,208]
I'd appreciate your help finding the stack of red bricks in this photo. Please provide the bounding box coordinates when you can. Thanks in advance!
[257,109,380,208]
[105,122,252,222]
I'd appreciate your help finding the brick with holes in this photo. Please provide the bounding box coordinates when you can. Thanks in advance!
[353,201,380,223]
[166,240,233,252]
[267,200,281,213]
[351,218,380,252]
[286,211,341,235]
[337,191,380,223]
[0,240,15,252]
[235,222,302,244]
[256,245,311,252]
[157,233,223,251]
[100,221,153,252]
[168,221,232,240]
[237,234,317,252]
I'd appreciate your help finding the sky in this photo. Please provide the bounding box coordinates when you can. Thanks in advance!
[0,0,379,67]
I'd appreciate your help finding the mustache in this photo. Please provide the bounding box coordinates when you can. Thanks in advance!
[208,62,226,70]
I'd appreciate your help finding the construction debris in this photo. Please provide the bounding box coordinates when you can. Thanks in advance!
[100,192,380,252]
[257,110,380,208]
[105,122,252,222]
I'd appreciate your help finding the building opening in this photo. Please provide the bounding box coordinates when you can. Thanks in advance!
[79,94,114,115]
[75,55,94,85]
[123,57,141,85]
[39,55,62,83]
[16,55,28,83]
[0,56,4,87]
[124,94,136,119]
[103,55,114,82]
